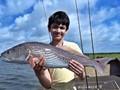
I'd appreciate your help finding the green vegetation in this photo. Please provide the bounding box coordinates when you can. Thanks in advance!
[85,52,120,59]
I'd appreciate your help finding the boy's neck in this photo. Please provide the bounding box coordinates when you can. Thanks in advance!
[50,39,64,47]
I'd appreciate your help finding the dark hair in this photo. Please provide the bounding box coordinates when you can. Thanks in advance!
[48,11,70,30]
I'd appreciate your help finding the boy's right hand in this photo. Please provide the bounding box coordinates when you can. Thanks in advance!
[27,55,46,72]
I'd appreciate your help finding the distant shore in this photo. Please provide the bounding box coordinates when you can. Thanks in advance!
[85,52,120,59]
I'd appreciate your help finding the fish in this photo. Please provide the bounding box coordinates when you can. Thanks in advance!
[95,58,120,65]
[0,42,105,74]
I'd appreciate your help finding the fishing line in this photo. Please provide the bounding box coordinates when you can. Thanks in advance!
[84,66,89,90]
[87,0,99,89]
[74,0,84,54]
[74,0,89,89]
[87,0,95,59]
[40,0,51,42]
[95,69,100,90]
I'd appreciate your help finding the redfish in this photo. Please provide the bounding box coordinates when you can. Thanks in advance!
[0,42,105,74]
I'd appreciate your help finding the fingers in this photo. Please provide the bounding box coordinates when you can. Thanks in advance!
[33,56,44,71]
[27,55,35,68]
[36,56,45,66]
[27,54,47,74]
[33,56,47,75]
[27,54,45,68]
[69,60,85,79]
[70,60,84,69]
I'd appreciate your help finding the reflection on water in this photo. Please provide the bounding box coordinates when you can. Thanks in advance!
[0,60,41,90]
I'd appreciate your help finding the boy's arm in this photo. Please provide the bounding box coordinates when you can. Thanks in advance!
[28,55,52,89]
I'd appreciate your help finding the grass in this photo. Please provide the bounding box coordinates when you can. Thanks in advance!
[85,52,120,59]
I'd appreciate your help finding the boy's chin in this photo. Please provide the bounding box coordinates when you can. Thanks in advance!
[53,37,62,41]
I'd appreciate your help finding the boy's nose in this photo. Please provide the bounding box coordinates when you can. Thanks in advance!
[56,28,61,32]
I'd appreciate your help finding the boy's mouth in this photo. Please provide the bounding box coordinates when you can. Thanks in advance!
[53,32,61,37]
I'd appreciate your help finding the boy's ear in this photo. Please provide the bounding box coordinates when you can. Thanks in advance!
[65,29,68,33]
[48,28,51,32]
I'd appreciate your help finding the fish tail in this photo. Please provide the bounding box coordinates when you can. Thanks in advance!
[94,61,106,75]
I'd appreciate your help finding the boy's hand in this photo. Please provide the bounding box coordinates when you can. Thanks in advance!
[27,55,46,73]
[69,60,85,79]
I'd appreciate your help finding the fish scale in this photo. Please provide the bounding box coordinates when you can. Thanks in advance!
[30,48,69,68]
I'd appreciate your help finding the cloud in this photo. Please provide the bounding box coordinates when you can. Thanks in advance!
[0,0,37,27]
[4,0,36,15]
[92,7,120,25]
[0,25,14,39]
[15,14,30,26]
[64,2,120,52]
[0,0,120,53]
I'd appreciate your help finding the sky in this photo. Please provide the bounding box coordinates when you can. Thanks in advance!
[0,0,120,53]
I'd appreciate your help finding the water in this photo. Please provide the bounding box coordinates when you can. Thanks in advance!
[0,60,78,90]
[1,59,119,90]
[0,60,42,90]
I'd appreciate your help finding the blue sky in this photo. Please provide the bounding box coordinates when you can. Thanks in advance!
[0,0,120,53]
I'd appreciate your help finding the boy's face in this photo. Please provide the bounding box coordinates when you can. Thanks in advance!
[49,23,67,41]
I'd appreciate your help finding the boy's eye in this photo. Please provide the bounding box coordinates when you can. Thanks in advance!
[52,25,58,29]
[52,25,66,30]
[59,26,65,29]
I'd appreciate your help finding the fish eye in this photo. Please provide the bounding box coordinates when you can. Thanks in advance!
[12,48,15,52]
[6,51,9,54]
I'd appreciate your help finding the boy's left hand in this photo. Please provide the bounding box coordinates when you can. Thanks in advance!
[69,60,85,79]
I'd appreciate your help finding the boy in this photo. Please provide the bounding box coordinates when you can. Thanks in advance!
[28,11,85,89]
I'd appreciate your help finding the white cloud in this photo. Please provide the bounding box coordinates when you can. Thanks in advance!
[15,14,30,26]
[43,0,53,6]
[0,5,4,16]
[75,0,97,8]
[109,22,120,41]
[41,0,98,17]
[66,3,120,52]
[5,0,36,15]
[92,7,120,25]
[0,25,14,38]
[0,0,120,53]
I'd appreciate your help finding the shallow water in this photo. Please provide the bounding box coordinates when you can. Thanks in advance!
[0,60,77,90]
[0,60,41,90]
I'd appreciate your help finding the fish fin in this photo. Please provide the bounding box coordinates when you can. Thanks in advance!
[25,49,31,62]
[94,61,106,75]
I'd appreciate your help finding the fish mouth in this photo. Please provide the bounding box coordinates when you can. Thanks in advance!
[0,55,11,62]
[0,55,27,64]
[0,55,9,61]
[0,55,3,60]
